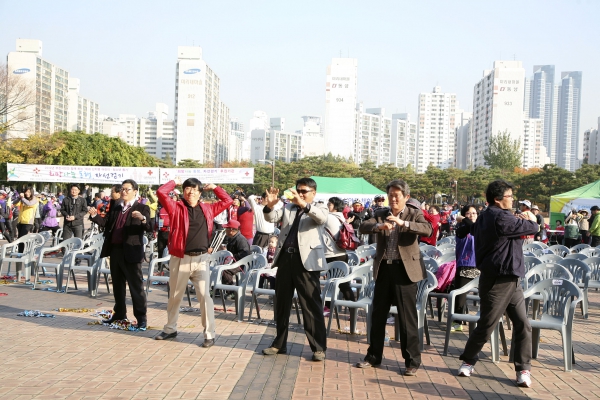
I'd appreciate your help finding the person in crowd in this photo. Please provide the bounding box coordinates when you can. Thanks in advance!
[11,201,19,240]
[554,220,564,244]
[262,178,328,362]
[0,190,13,242]
[457,180,537,388]
[57,191,64,204]
[229,198,240,221]
[347,199,373,232]
[236,195,254,245]
[93,193,103,208]
[531,205,545,242]
[249,193,277,248]
[146,188,159,222]
[221,219,251,291]
[88,179,152,330]
[439,203,452,238]
[576,209,590,245]
[41,195,61,236]
[451,205,480,332]
[15,187,39,240]
[259,235,279,289]
[356,179,432,376]
[60,184,88,240]
[32,192,43,233]
[587,206,600,247]
[420,204,440,246]
[372,195,386,212]
[518,200,537,244]
[564,209,583,248]
[154,177,231,347]
[323,196,357,325]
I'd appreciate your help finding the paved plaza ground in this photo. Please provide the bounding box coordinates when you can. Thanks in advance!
[1,258,599,399]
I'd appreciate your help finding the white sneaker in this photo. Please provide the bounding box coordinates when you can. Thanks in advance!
[516,370,532,388]
[451,323,463,332]
[457,362,474,377]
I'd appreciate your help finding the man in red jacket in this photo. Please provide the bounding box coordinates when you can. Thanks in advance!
[154,176,232,347]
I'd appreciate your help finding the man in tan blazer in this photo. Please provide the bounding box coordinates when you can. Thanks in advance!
[261,177,329,361]
[357,179,432,376]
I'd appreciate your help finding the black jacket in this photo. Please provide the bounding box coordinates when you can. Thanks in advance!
[226,232,250,262]
[472,206,538,278]
[60,196,88,226]
[91,199,152,263]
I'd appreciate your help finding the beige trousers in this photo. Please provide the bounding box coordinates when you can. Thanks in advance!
[162,254,215,339]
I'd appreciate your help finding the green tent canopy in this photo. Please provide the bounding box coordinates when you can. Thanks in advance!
[550,180,600,213]
[309,176,385,204]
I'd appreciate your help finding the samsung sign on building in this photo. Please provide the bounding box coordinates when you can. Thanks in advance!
[184,68,201,74]
[13,68,30,74]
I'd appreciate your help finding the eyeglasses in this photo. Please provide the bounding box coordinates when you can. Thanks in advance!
[121,187,134,193]
[296,189,314,194]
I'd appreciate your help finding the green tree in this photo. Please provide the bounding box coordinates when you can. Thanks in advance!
[484,130,522,171]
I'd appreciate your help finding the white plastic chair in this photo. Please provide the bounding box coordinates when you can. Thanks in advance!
[33,237,83,291]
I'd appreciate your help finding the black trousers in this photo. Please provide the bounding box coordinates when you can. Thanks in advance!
[565,237,579,248]
[63,224,84,240]
[17,223,33,252]
[459,274,532,371]
[272,251,327,352]
[253,231,271,248]
[591,236,600,248]
[109,246,147,323]
[0,221,13,242]
[157,230,169,258]
[368,261,420,368]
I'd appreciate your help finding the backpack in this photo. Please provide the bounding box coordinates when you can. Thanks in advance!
[326,215,361,251]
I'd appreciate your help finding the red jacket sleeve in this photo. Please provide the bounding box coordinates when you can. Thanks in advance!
[157,180,177,216]
[210,187,233,216]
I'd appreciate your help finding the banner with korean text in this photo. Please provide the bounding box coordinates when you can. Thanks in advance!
[6,163,160,185]
[159,168,254,184]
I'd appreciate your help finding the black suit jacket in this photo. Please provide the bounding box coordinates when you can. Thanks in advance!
[91,199,152,263]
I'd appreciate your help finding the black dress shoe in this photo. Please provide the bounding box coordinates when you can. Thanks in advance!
[102,316,125,324]
[404,367,419,376]
[201,338,215,348]
[136,321,147,330]
[155,331,177,340]
[355,355,381,368]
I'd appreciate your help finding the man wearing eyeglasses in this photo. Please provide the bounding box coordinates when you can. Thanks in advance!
[262,177,329,362]
[456,180,538,388]
[89,179,152,330]
[154,177,232,348]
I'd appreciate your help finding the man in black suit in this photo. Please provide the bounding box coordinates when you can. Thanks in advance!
[88,179,152,329]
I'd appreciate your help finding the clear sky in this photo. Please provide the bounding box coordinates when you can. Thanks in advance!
[1,0,599,133]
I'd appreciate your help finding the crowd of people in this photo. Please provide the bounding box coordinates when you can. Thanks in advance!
[5,175,560,389]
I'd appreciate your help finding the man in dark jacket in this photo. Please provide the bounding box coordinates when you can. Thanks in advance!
[61,183,88,240]
[221,219,250,288]
[457,180,538,389]
[88,179,152,330]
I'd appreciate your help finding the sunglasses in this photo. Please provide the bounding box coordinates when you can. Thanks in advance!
[296,189,314,194]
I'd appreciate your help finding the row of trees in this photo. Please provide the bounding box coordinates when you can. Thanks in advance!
[2,131,599,212]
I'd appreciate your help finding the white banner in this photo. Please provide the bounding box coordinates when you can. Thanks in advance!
[159,168,254,184]
[6,163,160,185]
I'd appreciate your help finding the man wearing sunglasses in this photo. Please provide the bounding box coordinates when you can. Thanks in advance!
[262,178,329,362]
[89,179,152,330]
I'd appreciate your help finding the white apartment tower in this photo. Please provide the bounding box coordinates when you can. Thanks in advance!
[174,46,229,164]
[101,114,138,146]
[355,104,391,166]
[390,113,417,169]
[454,112,472,170]
[298,116,324,158]
[5,39,70,137]
[469,61,526,168]
[138,103,176,162]
[67,78,100,133]
[556,71,583,171]
[250,129,303,163]
[583,118,600,164]
[416,87,458,173]
[324,58,358,159]
[526,65,556,160]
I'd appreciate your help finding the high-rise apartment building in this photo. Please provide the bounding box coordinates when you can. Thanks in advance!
[173,46,229,164]
[67,78,100,133]
[469,61,526,168]
[390,113,417,169]
[454,112,472,170]
[556,71,583,171]
[522,118,546,168]
[354,104,391,166]
[138,103,176,163]
[101,114,138,146]
[416,86,458,172]
[298,116,324,158]
[582,117,600,164]
[250,129,302,163]
[5,39,71,137]
[323,58,358,159]
[526,65,556,160]
[228,118,245,162]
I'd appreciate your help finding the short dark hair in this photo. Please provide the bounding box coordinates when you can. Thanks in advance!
[296,177,317,191]
[69,183,80,190]
[556,220,562,224]
[386,179,410,196]
[122,179,138,191]
[94,193,101,199]
[485,180,514,204]
[112,184,122,193]
[328,197,345,212]
[429,205,440,213]
[461,204,477,217]
[182,178,202,191]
